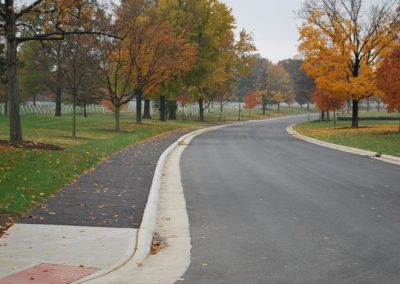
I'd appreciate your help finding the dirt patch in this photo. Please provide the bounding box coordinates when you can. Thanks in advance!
[0,140,64,151]
[0,214,15,237]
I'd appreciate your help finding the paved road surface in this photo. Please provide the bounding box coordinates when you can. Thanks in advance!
[180,115,400,284]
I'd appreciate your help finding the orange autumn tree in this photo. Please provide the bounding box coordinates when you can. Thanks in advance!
[92,0,197,130]
[312,89,345,116]
[243,90,260,117]
[119,0,197,124]
[377,47,400,132]
[376,47,400,112]
[299,0,399,128]
[177,93,192,121]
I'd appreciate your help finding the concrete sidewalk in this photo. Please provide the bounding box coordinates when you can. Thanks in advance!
[0,225,136,283]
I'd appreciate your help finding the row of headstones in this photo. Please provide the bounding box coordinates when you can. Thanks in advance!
[0,101,247,116]
[0,102,141,115]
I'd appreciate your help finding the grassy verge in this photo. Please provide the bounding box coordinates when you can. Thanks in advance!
[294,116,400,157]
[0,107,309,216]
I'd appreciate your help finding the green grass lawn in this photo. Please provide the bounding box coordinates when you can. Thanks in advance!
[0,106,310,216]
[338,111,400,118]
[294,116,400,157]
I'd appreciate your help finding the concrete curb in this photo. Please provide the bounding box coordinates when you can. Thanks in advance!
[287,124,400,166]
[131,124,233,265]
[77,124,236,283]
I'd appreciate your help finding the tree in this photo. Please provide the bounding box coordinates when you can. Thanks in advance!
[177,93,192,121]
[243,90,260,117]
[236,55,266,97]
[0,0,114,143]
[0,44,7,114]
[92,0,196,130]
[312,89,345,117]
[181,0,235,121]
[19,41,50,106]
[279,58,315,109]
[267,62,294,113]
[377,46,400,132]
[64,34,102,136]
[299,0,399,128]
[376,47,400,112]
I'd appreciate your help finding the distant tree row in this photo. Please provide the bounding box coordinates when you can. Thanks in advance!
[0,0,256,143]
[236,54,316,113]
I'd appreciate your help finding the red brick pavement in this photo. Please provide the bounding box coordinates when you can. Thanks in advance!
[0,263,98,284]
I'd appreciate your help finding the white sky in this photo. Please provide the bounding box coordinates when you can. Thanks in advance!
[221,0,305,63]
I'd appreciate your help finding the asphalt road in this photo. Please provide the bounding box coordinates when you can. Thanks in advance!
[180,115,400,284]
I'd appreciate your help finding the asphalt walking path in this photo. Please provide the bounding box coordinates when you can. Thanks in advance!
[18,129,191,228]
[180,115,400,284]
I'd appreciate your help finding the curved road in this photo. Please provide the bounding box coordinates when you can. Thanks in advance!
[180,115,400,284]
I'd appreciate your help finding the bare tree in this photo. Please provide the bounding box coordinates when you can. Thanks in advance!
[0,0,114,143]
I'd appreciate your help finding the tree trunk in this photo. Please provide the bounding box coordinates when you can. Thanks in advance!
[136,90,142,123]
[198,98,204,121]
[54,44,63,117]
[367,99,370,112]
[277,103,280,113]
[321,111,325,121]
[219,101,223,121]
[377,100,381,111]
[83,97,88,118]
[72,93,77,137]
[352,99,359,128]
[182,105,185,121]
[159,95,166,121]
[115,105,121,131]
[32,94,36,107]
[143,99,151,119]
[307,99,310,111]
[6,11,23,143]
[262,96,267,115]
[4,95,8,115]
[168,100,177,120]
[333,108,337,128]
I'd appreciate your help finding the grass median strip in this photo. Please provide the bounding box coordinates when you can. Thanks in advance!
[294,118,400,158]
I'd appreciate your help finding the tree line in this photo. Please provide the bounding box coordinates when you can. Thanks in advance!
[236,55,316,114]
[0,0,257,143]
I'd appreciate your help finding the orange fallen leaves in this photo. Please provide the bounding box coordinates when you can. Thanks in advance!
[307,125,399,138]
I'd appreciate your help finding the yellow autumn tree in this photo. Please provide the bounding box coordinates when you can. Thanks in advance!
[298,0,399,127]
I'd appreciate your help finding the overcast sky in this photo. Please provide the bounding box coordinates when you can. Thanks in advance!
[221,0,305,63]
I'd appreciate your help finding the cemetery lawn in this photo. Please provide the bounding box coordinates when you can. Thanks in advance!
[0,107,309,217]
[294,118,400,157]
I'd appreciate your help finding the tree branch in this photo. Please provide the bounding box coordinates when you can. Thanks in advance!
[16,0,45,18]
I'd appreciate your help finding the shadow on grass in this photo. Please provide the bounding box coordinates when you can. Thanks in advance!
[60,136,94,141]
[94,128,135,133]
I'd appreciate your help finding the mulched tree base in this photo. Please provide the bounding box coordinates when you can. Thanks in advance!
[0,140,64,151]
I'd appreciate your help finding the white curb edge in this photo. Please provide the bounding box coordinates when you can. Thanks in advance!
[77,124,237,283]
[287,124,400,166]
